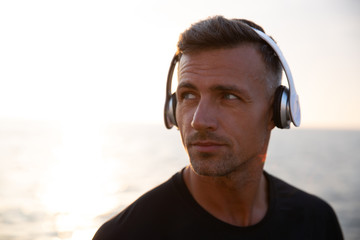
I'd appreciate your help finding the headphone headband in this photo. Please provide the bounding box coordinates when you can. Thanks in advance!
[251,28,301,127]
[164,27,301,129]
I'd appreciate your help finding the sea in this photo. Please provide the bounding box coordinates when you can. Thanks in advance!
[0,119,359,240]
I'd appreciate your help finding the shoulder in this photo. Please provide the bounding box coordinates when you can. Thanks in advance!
[266,172,343,239]
[93,171,185,239]
[267,172,333,212]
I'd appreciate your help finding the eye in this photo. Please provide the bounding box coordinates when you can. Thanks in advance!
[181,92,196,100]
[223,93,239,100]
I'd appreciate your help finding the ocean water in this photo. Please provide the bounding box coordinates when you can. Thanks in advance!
[0,120,359,240]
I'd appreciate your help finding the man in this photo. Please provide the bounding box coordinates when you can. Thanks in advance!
[93,16,343,239]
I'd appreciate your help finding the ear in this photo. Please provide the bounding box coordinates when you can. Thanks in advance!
[267,95,276,131]
[268,113,275,130]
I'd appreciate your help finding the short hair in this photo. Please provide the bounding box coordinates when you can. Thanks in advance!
[177,16,282,95]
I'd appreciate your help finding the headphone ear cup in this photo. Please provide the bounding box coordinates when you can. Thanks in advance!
[165,93,178,128]
[170,93,178,127]
[273,86,290,129]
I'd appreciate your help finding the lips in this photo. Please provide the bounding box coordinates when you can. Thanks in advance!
[189,141,226,153]
[186,131,229,153]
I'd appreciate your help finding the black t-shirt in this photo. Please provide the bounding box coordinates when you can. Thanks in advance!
[93,171,343,240]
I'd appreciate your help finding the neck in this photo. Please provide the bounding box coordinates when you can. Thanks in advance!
[183,165,268,227]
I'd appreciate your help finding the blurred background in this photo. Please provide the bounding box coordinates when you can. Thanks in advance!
[0,0,359,239]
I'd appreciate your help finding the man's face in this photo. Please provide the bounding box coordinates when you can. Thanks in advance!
[176,45,275,177]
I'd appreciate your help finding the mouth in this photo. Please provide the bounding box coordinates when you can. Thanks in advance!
[189,141,226,153]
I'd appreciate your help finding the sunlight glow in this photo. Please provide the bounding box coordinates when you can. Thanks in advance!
[39,119,128,239]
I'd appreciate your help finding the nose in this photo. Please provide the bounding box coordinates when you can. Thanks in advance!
[191,99,218,131]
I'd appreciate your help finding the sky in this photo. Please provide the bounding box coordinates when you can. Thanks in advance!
[0,0,359,129]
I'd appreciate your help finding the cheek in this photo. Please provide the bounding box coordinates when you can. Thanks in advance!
[244,107,272,145]
[223,105,270,142]
[176,107,193,140]
[247,102,272,127]
[176,105,194,127]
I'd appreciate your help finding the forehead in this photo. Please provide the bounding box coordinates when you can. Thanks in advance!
[178,45,267,89]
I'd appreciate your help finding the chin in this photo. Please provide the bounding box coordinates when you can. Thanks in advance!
[190,159,236,177]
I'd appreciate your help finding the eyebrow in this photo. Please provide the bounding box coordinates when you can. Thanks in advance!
[177,82,252,101]
[213,84,250,96]
[177,82,198,91]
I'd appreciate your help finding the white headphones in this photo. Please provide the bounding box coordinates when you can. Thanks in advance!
[164,27,301,129]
